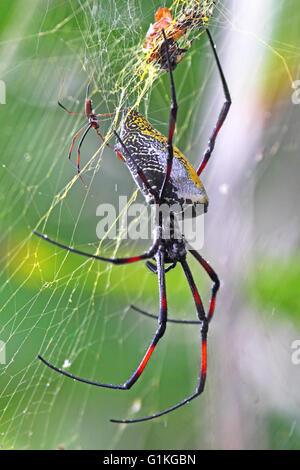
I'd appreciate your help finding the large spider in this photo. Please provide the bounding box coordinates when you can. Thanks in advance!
[34,29,231,424]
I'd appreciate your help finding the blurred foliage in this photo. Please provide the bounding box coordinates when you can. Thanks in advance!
[247,256,300,325]
[260,1,300,108]
[267,414,300,450]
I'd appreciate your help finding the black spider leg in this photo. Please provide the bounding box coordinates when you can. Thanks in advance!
[197,29,232,176]
[189,250,220,322]
[38,249,167,394]
[130,261,201,324]
[33,231,159,266]
[67,124,89,164]
[58,79,89,166]
[129,305,201,325]
[76,124,92,173]
[145,260,176,274]
[111,259,208,423]
[74,122,114,175]
[159,29,178,202]
[57,73,92,115]
[131,252,219,325]
[57,98,83,116]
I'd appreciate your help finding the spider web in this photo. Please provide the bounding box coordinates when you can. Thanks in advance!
[0,0,299,450]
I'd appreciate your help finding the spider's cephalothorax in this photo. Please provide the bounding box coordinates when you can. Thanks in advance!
[160,237,187,265]
[85,99,99,130]
[115,107,208,215]
[34,29,231,424]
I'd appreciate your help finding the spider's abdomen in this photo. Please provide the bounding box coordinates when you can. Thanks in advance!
[115,108,208,211]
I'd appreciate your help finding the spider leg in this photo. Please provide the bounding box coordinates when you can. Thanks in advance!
[181,258,208,388]
[33,231,159,265]
[85,69,95,100]
[57,76,84,116]
[110,392,200,424]
[95,113,114,118]
[57,101,84,116]
[131,259,200,325]
[144,252,219,322]
[38,249,166,393]
[181,259,206,322]
[164,263,177,273]
[68,124,89,163]
[37,355,124,389]
[131,250,211,325]
[159,29,178,202]
[95,127,114,150]
[85,70,115,149]
[66,124,90,188]
[129,305,201,325]
[119,250,167,389]
[189,250,220,322]
[145,260,176,274]
[111,259,208,423]
[196,29,231,176]
[76,124,92,173]
[145,260,158,274]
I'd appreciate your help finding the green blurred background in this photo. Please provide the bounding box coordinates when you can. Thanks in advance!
[0,0,300,450]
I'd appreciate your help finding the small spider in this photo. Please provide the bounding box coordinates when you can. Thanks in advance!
[34,29,231,423]
[58,72,114,175]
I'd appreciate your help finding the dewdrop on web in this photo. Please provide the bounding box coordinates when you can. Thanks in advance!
[62,359,71,369]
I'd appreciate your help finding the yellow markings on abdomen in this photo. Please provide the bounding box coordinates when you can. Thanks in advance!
[123,109,204,190]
